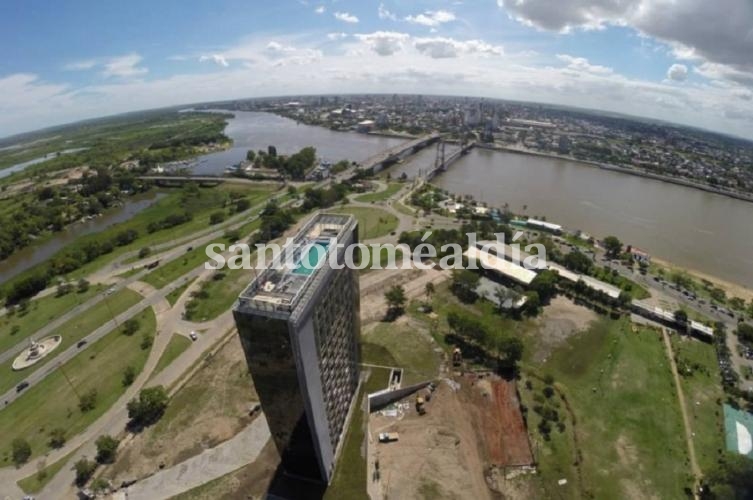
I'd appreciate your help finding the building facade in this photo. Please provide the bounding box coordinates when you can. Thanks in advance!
[232,213,361,483]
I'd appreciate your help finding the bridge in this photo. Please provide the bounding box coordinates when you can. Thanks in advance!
[425,140,475,181]
[359,133,440,173]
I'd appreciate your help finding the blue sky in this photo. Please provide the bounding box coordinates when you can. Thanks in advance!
[1,0,752,138]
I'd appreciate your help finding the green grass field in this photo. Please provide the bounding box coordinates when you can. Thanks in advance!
[17,448,78,494]
[0,307,155,464]
[165,279,195,307]
[0,284,103,354]
[152,334,193,376]
[0,288,142,395]
[142,246,214,289]
[531,319,692,499]
[183,267,252,322]
[329,206,398,240]
[670,334,726,474]
[354,182,403,203]
[361,322,440,385]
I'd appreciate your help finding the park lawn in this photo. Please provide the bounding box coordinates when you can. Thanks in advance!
[152,334,192,376]
[17,448,78,494]
[323,376,369,500]
[518,374,581,499]
[542,319,691,499]
[361,321,440,385]
[142,245,216,289]
[0,284,104,354]
[591,266,650,299]
[354,182,403,203]
[0,288,142,395]
[393,200,417,217]
[165,279,195,307]
[0,307,155,464]
[670,334,726,475]
[329,206,398,240]
[184,267,253,322]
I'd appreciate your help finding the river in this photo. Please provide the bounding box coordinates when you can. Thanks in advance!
[0,192,164,285]
[187,111,405,175]
[394,146,753,289]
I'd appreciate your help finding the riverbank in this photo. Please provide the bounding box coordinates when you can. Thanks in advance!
[475,143,753,204]
[651,255,753,303]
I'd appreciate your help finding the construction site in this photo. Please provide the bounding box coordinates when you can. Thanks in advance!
[365,369,535,499]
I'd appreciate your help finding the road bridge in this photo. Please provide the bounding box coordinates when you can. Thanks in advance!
[425,140,476,181]
[359,133,440,173]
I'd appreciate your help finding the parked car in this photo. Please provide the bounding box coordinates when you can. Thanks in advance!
[190,331,198,341]
[16,381,29,393]
[77,339,88,348]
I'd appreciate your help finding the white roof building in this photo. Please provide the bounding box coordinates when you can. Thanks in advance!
[464,246,537,285]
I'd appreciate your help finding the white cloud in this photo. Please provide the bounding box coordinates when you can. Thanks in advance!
[414,38,504,58]
[315,5,325,14]
[666,63,688,82]
[378,3,397,21]
[405,10,456,27]
[334,11,359,23]
[355,31,410,56]
[101,54,148,78]
[199,54,230,67]
[556,54,613,74]
[327,32,349,41]
[64,60,98,71]
[497,0,753,89]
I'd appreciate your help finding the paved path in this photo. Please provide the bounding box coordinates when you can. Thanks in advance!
[124,416,270,499]
[661,328,701,495]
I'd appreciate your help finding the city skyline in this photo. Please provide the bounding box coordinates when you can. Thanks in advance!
[2,0,753,139]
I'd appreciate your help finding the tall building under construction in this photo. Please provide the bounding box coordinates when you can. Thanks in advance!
[232,213,361,483]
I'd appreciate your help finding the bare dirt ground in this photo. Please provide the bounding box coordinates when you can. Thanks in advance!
[369,381,496,500]
[360,267,450,323]
[532,296,598,363]
[461,374,535,468]
[104,335,258,484]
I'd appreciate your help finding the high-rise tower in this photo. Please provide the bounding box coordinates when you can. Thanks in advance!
[233,213,360,483]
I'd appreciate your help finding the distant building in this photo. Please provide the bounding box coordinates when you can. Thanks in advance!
[233,213,361,483]
[526,218,563,234]
[357,120,375,133]
[629,246,651,265]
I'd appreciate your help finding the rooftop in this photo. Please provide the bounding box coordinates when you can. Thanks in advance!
[236,213,356,315]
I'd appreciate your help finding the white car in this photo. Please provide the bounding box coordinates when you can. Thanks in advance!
[190,331,198,341]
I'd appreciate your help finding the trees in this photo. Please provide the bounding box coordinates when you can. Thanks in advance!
[11,438,31,466]
[385,285,406,320]
[74,458,97,486]
[77,278,90,294]
[674,309,689,325]
[523,291,541,317]
[494,286,512,312]
[122,318,140,336]
[79,388,98,413]
[127,386,169,428]
[530,270,558,304]
[603,236,623,259]
[451,270,480,303]
[122,365,136,387]
[48,428,66,449]
[95,435,120,464]
[563,250,593,274]
[209,211,226,225]
[138,246,151,259]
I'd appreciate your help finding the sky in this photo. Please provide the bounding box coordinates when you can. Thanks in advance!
[2,0,753,139]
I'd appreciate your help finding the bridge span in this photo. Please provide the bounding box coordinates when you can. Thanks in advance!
[359,133,440,173]
[425,140,476,181]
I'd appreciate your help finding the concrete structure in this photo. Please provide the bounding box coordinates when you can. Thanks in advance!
[12,336,62,371]
[526,218,563,234]
[464,246,537,286]
[233,213,361,483]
